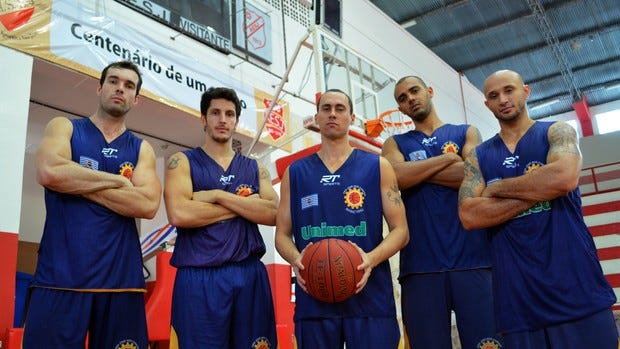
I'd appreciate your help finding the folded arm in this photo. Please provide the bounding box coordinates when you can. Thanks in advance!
[163,152,237,228]
[458,149,535,230]
[483,122,582,202]
[382,136,461,190]
[196,163,278,226]
[428,126,483,189]
[36,117,130,194]
[83,140,162,219]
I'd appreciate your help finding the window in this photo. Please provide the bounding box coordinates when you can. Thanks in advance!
[115,0,232,53]
[322,0,341,37]
[595,110,620,135]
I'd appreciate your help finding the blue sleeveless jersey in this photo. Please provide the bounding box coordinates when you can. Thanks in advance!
[476,121,616,333]
[289,149,396,320]
[170,149,267,268]
[393,124,491,276]
[33,118,145,290]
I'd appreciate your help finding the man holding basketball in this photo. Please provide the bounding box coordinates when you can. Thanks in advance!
[275,89,409,348]
[23,61,161,349]
[458,69,617,348]
[164,87,278,348]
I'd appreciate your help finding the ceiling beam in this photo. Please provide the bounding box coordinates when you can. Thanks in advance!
[526,54,620,87]
[424,0,578,49]
[428,13,532,49]
[457,20,620,72]
[397,0,470,28]
[526,0,581,101]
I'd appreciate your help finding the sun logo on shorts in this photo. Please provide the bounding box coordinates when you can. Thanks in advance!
[477,337,502,349]
[524,161,544,174]
[119,162,134,179]
[236,184,255,197]
[252,336,271,349]
[343,185,365,210]
[114,339,139,349]
[441,141,460,154]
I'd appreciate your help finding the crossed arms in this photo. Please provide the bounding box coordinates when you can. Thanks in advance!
[36,117,161,219]
[458,121,582,230]
[381,125,482,190]
[163,152,278,228]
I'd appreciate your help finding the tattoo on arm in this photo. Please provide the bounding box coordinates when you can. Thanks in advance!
[259,166,270,180]
[458,155,482,204]
[167,156,180,170]
[458,181,475,204]
[548,122,580,156]
[387,182,402,206]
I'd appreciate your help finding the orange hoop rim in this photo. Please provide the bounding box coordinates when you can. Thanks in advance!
[378,109,413,127]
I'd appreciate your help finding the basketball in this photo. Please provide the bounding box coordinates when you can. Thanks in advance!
[299,238,364,303]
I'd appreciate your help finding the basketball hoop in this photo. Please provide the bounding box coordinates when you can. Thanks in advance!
[365,109,414,138]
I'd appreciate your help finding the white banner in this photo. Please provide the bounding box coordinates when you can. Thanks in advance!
[50,0,259,132]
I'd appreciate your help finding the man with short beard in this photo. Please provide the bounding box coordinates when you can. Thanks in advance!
[163,87,278,348]
[459,69,617,348]
[24,61,161,349]
[382,76,500,348]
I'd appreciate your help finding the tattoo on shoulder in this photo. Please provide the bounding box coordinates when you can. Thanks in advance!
[472,127,483,144]
[387,182,402,206]
[167,156,180,170]
[548,122,580,156]
[259,166,270,180]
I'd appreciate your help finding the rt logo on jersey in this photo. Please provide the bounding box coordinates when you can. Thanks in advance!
[421,136,437,146]
[320,174,340,186]
[220,174,235,185]
[502,155,519,168]
[102,147,118,158]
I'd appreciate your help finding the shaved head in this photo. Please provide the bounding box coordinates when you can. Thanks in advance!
[483,69,530,123]
[483,70,524,95]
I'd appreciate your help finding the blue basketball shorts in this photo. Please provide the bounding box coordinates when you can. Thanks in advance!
[502,307,619,349]
[400,269,502,349]
[294,316,400,349]
[22,287,148,349]
[170,257,277,348]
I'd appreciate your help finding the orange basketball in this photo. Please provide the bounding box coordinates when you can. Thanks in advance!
[299,238,364,303]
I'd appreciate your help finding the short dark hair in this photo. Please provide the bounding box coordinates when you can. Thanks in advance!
[100,61,143,95]
[200,87,242,118]
[317,89,353,113]
[396,75,428,88]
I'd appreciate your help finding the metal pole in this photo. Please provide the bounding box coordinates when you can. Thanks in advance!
[246,30,312,156]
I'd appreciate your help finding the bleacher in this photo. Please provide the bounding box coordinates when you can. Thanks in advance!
[580,162,620,312]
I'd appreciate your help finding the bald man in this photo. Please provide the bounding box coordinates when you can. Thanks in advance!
[458,70,618,348]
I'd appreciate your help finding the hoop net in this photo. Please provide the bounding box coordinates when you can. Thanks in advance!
[365,109,414,139]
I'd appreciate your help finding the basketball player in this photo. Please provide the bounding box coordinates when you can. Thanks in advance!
[23,61,161,349]
[275,89,409,348]
[459,69,618,348]
[163,87,278,348]
[382,76,500,348]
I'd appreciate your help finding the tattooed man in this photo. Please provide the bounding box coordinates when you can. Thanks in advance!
[458,70,618,349]
[164,87,278,348]
[275,89,409,349]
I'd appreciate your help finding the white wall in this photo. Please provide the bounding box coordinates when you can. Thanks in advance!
[11,0,620,256]
[535,101,620,167]
[92,0,499,140]
[0,46,32,234]
[341,0,499,140]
